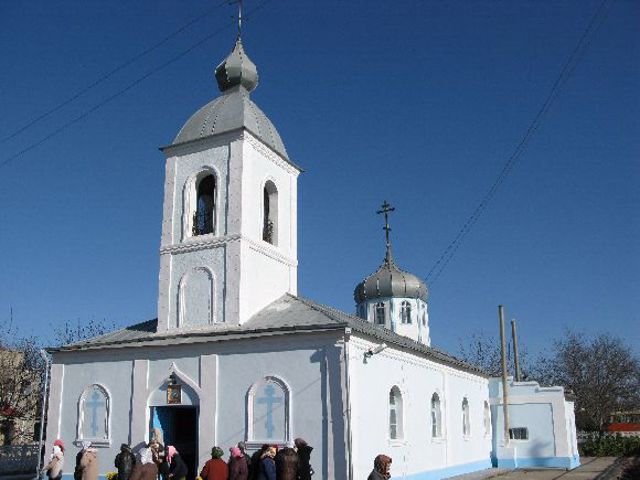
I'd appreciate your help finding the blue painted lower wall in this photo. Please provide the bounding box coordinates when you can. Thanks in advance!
[496,455,580,470]
[391,458,493,480]
[61,475,107,480]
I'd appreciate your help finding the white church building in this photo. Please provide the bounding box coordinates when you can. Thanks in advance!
[45,36,579,480]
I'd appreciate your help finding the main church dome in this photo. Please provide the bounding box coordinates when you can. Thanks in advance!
[354,248,428,303]
[171,39,289,160]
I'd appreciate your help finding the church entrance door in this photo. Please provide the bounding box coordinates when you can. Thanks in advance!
[150,406,198,480]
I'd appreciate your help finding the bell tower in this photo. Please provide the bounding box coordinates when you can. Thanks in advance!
[156,38,300,331]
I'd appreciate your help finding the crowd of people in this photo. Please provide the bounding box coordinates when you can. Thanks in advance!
[41,436,392,480]
[40,434,317,480]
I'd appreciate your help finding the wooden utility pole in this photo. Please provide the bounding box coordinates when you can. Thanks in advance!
[499,305,510,443]
[511,318,521,382]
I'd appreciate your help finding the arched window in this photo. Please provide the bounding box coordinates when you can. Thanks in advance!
[375,302,385,325]
[431,393,442,438]
[77,384,110,445]
[247,376,290,444]
[389,386,403,440]
[262,180,278,245]
[400,301,412,324]
[483,401,491,437]
[193,174,216,236]
[421,312,426,326]
[462,397,470,436]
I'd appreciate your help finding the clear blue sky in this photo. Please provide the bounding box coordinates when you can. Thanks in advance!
[1,1,638,357]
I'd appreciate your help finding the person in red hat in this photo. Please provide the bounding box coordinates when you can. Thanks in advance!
[42,439,65,480]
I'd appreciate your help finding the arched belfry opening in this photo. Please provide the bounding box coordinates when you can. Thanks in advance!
[262,180,278,245]
[193,174,216,236]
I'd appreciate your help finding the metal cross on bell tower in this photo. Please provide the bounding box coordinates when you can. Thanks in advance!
[377,200,395,263]
[229,0,244,40]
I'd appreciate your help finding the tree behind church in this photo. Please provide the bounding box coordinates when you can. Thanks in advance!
[54,318,116,346]
[0,332,44,445]
[533,331,640,432]
[456,330,530,377]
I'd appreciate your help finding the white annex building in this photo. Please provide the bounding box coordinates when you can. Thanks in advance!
[45,37,580,480]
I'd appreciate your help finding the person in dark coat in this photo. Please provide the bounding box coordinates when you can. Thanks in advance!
[200,446,228,480]
[164,446,187,480]
[115,444,136,480]
[129,448,158,480]
[294,438,313,480]
[275,444,298,480]
[367,454,392,480]
[248,445,268,480]
[255,447,276,480]
[228,447,248,480]
[236,442,251,477]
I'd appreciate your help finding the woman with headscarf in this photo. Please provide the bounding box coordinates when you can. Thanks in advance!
[129,448,158,480]
[164,446,187,480]
[199,446,228,480]
[42,439,65,480]
[367,454,392,480]
[228,447,248,480]
[255,446,276,480]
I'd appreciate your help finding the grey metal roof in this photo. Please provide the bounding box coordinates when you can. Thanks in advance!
[51,295,484,376]
[172,88,289,161]
[354,248,428,303]
[170,39,289,162]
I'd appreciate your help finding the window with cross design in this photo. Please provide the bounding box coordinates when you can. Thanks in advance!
[77,384,110,444]
[247,376,290,445]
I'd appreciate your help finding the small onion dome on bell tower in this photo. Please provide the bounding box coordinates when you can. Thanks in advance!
[214,38,258,93]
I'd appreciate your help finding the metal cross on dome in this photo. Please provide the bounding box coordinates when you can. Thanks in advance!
[229,0,244,40]
[377,200,395,256]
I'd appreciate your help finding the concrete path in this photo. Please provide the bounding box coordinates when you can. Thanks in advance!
[445,457,621,480]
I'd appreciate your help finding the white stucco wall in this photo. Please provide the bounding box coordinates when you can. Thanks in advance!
[46,330,347,480]
[347,335,491,479]
[489,378,580,468]
[358,297,430,346]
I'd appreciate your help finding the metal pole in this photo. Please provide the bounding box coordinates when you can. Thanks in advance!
[499,306,510,444]
[511,319,521,382]
[36,350,50,476]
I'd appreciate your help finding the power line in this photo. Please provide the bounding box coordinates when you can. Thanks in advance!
[0,0,272,169]
[0,0,229,145]
[425,0,613,287]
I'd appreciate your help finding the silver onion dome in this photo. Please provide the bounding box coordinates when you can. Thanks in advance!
[214,38,258,93]
[354,248,428,303]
